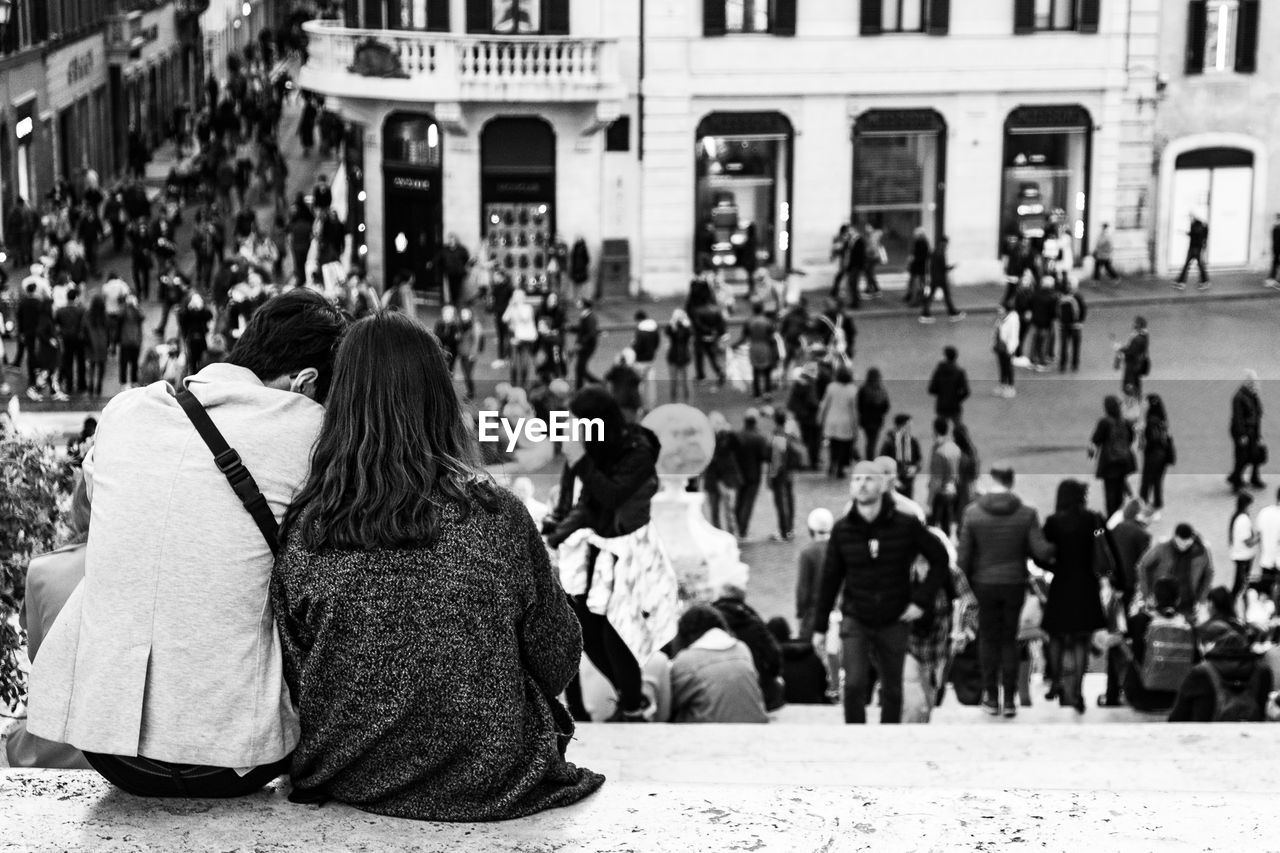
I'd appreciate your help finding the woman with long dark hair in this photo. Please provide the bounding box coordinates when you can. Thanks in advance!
[1139,393,1175,518]
[856,367,890,463]
[1089,395,1136,517]
[545,386,678,723]
[271,312,603,821]
[818,365,858,478]
[1041,479,1108,713]
[1228,491,1258,601]
[83,294,110,397]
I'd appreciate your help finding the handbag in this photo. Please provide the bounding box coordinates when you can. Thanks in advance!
[1017,588,1044,642]
[1254,442,1270,467]
[1092,524,1119,582]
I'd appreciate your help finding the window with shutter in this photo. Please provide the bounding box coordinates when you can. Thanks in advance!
[1185,0,1208,72]
[774,0,797,36]
[466,0,491,33]
[1013,0,1035,33]
[928,0,950,34]
[861,0,883,34]
[1077,0,1100,33]
[1234,0,1258,73]
[704,0,727,36]
[427,0,451,31]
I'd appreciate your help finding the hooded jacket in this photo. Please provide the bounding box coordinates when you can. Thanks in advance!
[1136,537,1213,618]
[956,491,1055,586]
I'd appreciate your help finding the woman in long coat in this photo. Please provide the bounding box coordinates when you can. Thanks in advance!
[817,365,859,479]
[1041,479,1108,714]
[736,301,778,399]
[272,313,603,821]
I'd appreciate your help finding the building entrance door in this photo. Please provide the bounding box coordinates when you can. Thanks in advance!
[1167,147,1254,270]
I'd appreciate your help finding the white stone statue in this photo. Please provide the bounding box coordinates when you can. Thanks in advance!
[641,404,748,601]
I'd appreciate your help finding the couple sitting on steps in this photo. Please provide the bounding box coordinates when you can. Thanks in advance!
[17,290,603,821]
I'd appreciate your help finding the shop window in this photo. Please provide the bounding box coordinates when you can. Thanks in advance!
[384,115,442,169]
[481,117,557,294]
[467,0,569,34]
[694,112,794,275]
[606,117,631,153]
[1186,0,1258,74]
[1013,0,1099,34]
[852,110,946,272]
[1000,106,1092,262]
[704,0,796,36]
[862,0,950,34]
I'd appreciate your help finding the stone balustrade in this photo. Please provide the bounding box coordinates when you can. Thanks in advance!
[299,20,623,104]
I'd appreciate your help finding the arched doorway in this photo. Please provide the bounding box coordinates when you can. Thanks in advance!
[382,112,444,293]
[694,111,794,275]
[852,109,947,272]
[1167,147,1255,269]
[480,117,557,294]
[1000,105,1093,261]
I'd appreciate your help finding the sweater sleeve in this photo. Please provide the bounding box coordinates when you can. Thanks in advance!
[518,510,584,699]
[268,548,312,708]
[812,532,845,635]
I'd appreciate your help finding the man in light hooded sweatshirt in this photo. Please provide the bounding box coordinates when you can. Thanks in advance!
[956,465,1055,717]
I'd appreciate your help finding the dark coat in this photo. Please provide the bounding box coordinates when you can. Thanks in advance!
[1230,385,1263,440]
[813,497,950,632]
[665,322,693,366]
[1041,509,1108,636]
[271,490,603,820]
[1168,652,1271,722]
[548,425,660,547]
[927,361,970,418]
[1091,416,1136,479]
[732,426,771,486]
[855,384,890,433]
[705,431,744,490]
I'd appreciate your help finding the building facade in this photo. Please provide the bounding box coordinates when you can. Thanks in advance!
[106,1,190,163]
[1152,0,1276,276]
[300,0,632,295]
[1,1,55,226]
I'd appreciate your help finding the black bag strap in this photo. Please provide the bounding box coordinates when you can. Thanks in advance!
[174,386,280,557]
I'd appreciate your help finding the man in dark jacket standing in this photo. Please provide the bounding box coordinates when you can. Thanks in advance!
[919,235,963,322]
[732,410,771,541]
[1174,213,1210,291]
[1101,499,1152,706]
[956,466,1055,717]
[570,298,600,389]
[1229,370,1265,491]
[430,233,471,307]
[54,288,88,395]
[927,346,971,421]
[1027,276,1058,370]
[812,461,950,724]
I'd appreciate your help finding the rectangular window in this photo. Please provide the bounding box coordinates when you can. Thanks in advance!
[1016,0,1097,33]
[726,0,771,33]
[882,0,925,32]
[606,117,631,153]
[1204,0,1238,71]
[1034,0,1074,30]
[492,0,540,33]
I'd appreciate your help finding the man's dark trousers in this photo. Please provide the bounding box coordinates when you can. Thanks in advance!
[975,583,1026,703]
[735,478,761,538]
[841,619,909,724]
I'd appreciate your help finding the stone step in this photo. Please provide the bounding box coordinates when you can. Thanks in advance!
[2,723,1276,851]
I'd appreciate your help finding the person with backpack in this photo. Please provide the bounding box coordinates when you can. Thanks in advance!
[1139,394,1176,518]
[1056,280,1086,372]
[1089,395,1137,517]
[766,617,829,704]
[1121,577,1195,713]
[1168,631,1271,722]
[712,585,785,712]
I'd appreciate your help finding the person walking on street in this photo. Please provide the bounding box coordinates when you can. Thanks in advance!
[993,306,1020,398]
[665,308,693,402]
[1139,394,1175,518]
[431,234,472,307]
[906,228,930,307]
[1093,223,1120,283]
[767,410,797,542]
[925,417,962,538]
[1174,213,1210,291]
[1115,316,1151,397]
[811,461,950,724]
[1228,492,1259,602]
[1041,480,1109,713]
[1027,276,1058,371]
[856,368,890,464]
[1057,280,1086,373]
[1090,395,1137,517]
[787,364,822,471]
[691,296,727,389]
[1228,370,1265,491]
[732,410,772,541]
[927,346,971,421]
[842,226,868,309]
[957,465,1055,717]
[795,509,834,642]
[54,288,87,395]
[919,236,964,323]
[880,413,922,501]
[818,366,859,479]
[863,225,884,299]
[736,302,778,399]
[630,311,661,410]
[570,298,601,389]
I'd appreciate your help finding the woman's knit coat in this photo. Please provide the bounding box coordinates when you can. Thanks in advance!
[270,488,604,821]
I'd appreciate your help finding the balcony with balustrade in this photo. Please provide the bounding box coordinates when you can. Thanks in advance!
[298,20,625,109]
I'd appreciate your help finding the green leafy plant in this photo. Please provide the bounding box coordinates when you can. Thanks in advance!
[0,437,75,712]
